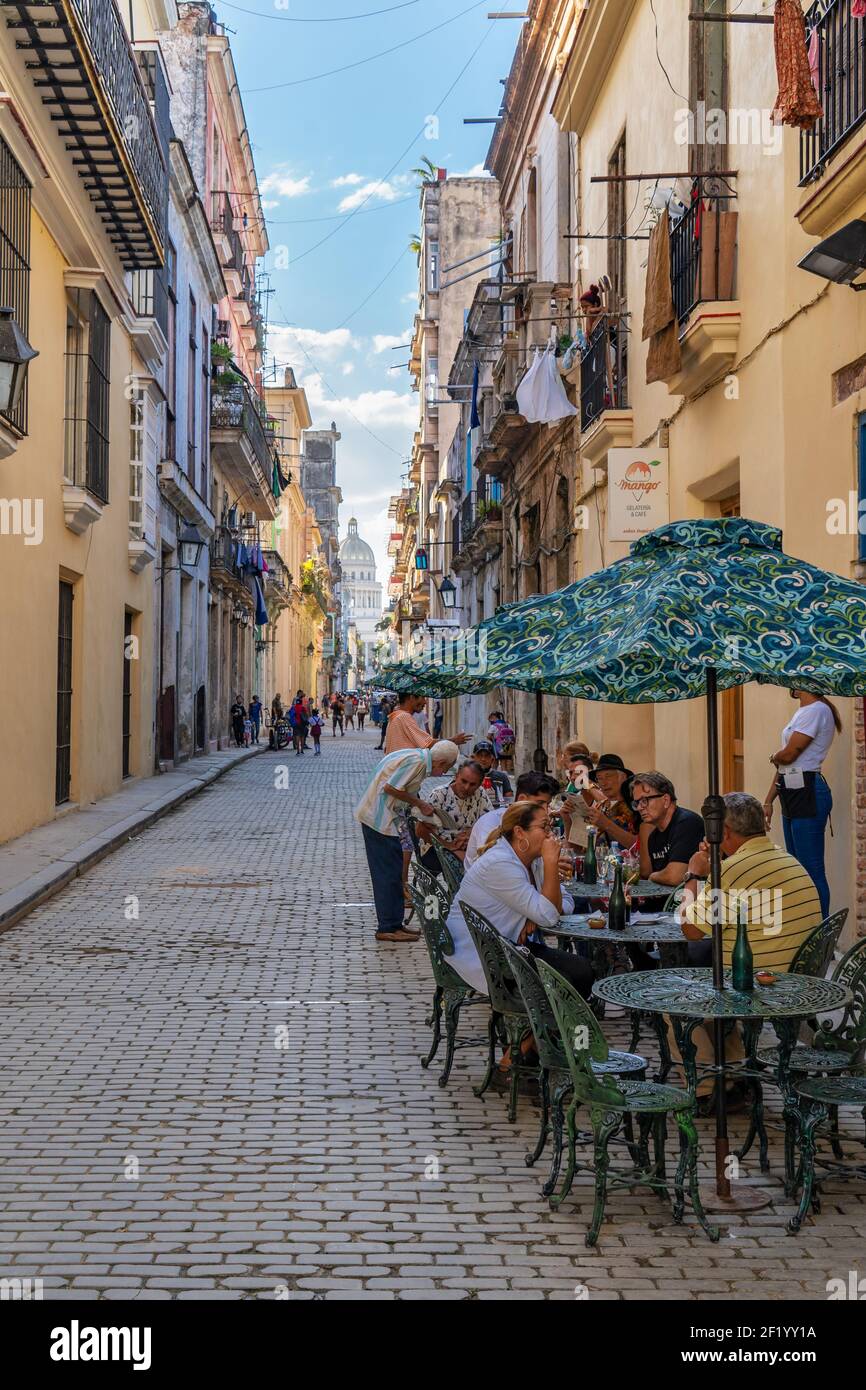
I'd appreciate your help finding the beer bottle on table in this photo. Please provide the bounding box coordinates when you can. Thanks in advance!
[607,861,627,931]
[583,828,598,885]
[731,896,754,993]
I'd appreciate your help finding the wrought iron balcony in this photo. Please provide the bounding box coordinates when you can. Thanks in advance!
[2,0,168,267]
[210,375,279,520]
[669,189,737,326]
[580,320,628,434]
[801,0,866,184]
[129,266,168,338]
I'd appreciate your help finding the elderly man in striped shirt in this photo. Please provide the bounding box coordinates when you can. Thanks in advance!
[355,740,460,942]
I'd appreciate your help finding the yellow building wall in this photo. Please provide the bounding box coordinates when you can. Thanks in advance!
[0,209,154,842]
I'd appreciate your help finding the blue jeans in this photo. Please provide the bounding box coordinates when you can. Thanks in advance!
[783,775,832,919]
[361,823,405,934]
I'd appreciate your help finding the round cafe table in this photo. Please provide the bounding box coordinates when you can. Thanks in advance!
[564,877,671,902]
[592,968,852,1177]
[544,913,690,1077]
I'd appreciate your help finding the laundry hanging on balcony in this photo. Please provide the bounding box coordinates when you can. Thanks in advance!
[516,344,577,424]
[249,573,268,626]
[771,0,822,129]
[854,1,866,20]
[643,213,682,386]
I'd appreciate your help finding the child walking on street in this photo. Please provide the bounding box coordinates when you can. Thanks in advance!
[310,708,324,755]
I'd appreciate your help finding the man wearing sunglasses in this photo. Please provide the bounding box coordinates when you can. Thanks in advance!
[632,771,704,887]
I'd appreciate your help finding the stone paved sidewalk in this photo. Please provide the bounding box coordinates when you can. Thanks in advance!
[0,742,262,932]
[0,729,862,1301]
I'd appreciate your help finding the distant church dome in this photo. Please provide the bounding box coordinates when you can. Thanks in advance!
[340,517,375,567]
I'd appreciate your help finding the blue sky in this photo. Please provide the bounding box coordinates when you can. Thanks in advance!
[216,0,518,581]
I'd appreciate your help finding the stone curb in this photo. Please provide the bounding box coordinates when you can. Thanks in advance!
[0,744,264,935]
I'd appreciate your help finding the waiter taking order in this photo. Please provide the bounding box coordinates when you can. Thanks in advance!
[384,692,470,753]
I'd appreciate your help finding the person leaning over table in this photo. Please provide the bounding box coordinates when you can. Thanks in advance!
[445,800,595,1040]
[668,791,823,1102]
[355,740,460,943]
[763,689,841,920]
[414,760,492,871]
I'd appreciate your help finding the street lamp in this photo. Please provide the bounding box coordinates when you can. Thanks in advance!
[798,219,866,290]
[0,307,38,414]
[438,575,458,610]
[179,522,206,569]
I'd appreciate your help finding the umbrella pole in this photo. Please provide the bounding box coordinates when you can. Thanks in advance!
[533,690,548,773]
[703,667,731,1200]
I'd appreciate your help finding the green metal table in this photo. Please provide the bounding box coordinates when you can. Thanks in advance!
[564,878,671,901]
[592,968,852,1175]
[544,914,689,1079]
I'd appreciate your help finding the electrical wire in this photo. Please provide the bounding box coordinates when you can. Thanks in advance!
[287,19,493,265]
[335,245,410,330]
[265,195,416,226]
[268,329,406,458]
[649,0,687,102]
[217,0,421,20]
[246,0,489,92]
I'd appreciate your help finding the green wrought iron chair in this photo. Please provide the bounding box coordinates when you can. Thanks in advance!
[785,1072,866,1234]
[500,938,647,1195]
[408,864,487,1088]
[460,903,539,1123]
[536,959,719,1247]
[431,836,465,897]
[738,909,849,1168]
[775,935,866,1193]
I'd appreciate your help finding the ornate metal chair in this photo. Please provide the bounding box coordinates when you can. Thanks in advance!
[536,959,719,1248]
[500,938,646,1195]
[775,935,866,1194]
[738,909,849,1168]
[459,903,539,1123]
[431,837,465,897]
[408,864,487,1088]
[786,1074,866,1235]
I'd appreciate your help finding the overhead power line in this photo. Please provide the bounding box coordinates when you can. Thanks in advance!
[217,0,421,19]
[246,0,489,92]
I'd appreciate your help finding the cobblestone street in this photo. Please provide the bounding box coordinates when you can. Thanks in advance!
[0,731,863,1302]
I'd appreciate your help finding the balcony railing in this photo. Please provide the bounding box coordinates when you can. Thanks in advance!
[130,266,169,338]
[211,375,276,483]
[801,0,866,184]
[670,191,737,326]
[457,484,503,552]
[211,191,245,272]
[580,320,628,434]
[2,0,167,266]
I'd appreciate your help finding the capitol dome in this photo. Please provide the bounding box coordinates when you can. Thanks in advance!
[340,518,375,567]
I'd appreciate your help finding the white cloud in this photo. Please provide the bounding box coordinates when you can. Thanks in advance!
[332,173,365,188]
[301,374,418,432]
[342,362,355,376]
[372,332,411,355]
[401,290,418,303]
[259,169,312,199]
[451,162,489,178]
[337,179,401,213]
[261,199,280,210]
[269,324,355,363]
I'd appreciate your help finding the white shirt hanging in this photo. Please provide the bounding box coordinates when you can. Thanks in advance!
[516,345,578,425]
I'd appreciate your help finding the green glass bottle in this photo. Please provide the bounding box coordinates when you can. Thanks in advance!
[731,897,754,993]
[583,827,598,886]
[607,861,627,931]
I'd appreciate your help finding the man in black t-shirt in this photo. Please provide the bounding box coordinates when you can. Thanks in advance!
[632,771,704,887]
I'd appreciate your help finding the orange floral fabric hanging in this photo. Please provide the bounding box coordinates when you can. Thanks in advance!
[772,0,823,129]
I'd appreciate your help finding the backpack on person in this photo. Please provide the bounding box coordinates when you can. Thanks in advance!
[491,720,515,759]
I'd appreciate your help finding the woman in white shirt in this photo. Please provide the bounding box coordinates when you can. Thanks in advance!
[764,690,841,918]
[445,801,594,999]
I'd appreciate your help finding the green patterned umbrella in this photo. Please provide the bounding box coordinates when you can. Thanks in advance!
[391,518,866,1197]
[382,517,866,701]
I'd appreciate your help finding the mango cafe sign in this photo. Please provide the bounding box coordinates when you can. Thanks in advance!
[607,448,669,542]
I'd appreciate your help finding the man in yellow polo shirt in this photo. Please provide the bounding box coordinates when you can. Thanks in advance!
[680,791,822,968]
[672,792,823,1103]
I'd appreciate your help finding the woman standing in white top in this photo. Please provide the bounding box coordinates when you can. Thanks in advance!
[764,689,841,918]
[445,801,594,999]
